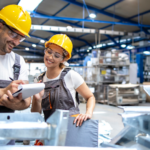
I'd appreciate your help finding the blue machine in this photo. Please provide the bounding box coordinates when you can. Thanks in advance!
[136,54,144,83]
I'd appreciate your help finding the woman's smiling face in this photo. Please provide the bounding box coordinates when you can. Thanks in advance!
[44,44,64,68]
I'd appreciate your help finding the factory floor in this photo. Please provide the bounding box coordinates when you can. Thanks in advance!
[79,102,150,139]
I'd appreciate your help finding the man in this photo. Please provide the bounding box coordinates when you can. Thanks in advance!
[0,4,32,144]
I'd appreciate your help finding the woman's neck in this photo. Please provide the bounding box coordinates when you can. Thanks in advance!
[46,66,63,79]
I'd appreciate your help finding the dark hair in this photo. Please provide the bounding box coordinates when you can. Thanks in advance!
[59,63,65,69]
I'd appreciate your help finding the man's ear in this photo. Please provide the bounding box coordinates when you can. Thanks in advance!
[0,23,3,29]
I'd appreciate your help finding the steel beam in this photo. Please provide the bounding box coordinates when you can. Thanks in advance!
[105,35,121,48]
[31,3,71,35]
[30,12,150,28]
[62,0,135,23]
[128,10,150,20]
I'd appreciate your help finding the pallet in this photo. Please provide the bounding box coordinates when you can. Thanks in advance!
[97,99,108,104]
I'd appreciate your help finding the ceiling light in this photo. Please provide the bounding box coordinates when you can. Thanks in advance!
[18,0,43,14]
[87,50,89,52]
[32,44,36,47]
[121,44,126,48]
[96,44,102,48]
[67,26,72,29]
[40,40,45,43]
[89,13,96,19]
[107,42,114,45]
[143,51,150,55]
[127,45,135,49]
[25,47,29,51]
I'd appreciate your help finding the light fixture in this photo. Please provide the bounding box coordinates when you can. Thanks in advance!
[18,0,43,14]
[127,45,135,49]
[96,44,102,48]
[25,47,29,51]
[40,40,45,43]
[32,44,36,47]
[89,13,96,19]
[67,26,72,29]
[88,47,92,50]
[107,42,114,45]
[121,44,126,48]
[87,50,89,52]
[143,51,150,55]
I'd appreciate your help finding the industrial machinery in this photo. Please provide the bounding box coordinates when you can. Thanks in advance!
[108,106,150,150]
[0,108,148,149]
[0,109,69,146]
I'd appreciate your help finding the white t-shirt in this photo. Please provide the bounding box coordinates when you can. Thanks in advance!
[0,51,28,81]
[42,69,84,107]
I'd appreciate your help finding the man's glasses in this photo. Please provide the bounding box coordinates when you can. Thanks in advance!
[4,24,26,42]
[44,48,64,60]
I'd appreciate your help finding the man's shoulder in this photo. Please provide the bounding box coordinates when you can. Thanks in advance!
[12,52,25,63]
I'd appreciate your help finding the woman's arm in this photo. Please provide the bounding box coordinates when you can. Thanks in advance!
[31,81,44,113]
[73,82,95,126]
[31,95,42,113]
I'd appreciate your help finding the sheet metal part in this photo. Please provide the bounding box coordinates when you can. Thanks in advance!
[0,109,69,146]
[138,136,150,149]
[0,113,44,122]
[111,106,150,149]
[120,113,150,135]
[0,122,49,140]
[119,106,150,113]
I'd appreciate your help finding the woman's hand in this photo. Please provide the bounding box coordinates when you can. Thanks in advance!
[73,113,92,127]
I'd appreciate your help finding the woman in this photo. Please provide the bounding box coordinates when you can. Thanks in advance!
[31,34,95,127]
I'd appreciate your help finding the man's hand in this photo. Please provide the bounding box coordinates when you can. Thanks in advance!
[3,80,25,95]
[0,90,23,109]
[73,113,92,127]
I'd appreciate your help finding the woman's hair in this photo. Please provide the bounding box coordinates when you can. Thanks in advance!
[59,63,65,69]
[59,53,66,69]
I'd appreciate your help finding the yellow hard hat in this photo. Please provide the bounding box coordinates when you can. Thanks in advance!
[45,34,73,60]
[0,5,31,37]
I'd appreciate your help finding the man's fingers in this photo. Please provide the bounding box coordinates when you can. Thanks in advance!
[6,90,13,100]
[13,80,25,85]
[1,94,9,105]
[18,93,22,100]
